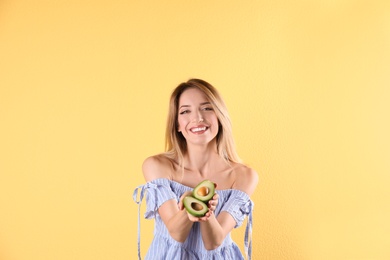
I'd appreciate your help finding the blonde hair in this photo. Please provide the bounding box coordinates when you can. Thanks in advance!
[164,78,241,166]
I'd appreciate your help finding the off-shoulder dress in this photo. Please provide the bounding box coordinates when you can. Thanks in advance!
[133,178,253,260]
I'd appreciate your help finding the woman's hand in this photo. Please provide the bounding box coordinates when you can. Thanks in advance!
[194,192,220,221]
[208,192,219,213]
[183,194,220,222]
[178,191,193,210]
[178,184,219,222]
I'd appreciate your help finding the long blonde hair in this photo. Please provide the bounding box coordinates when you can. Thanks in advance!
[164,78,241,166]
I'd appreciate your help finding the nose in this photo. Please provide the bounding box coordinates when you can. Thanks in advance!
[192,110,204,123]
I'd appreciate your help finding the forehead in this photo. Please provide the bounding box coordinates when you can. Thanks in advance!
[179,88,209,105]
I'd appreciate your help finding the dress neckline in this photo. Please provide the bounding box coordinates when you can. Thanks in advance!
[150,178,251,197]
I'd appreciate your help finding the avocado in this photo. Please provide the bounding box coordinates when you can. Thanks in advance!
[183,196,208,217]
[192,180,215,202]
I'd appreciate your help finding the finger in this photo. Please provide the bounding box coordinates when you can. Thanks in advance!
[210,196,217,204]
[199,214,209,222]
[202,210,213,220]
[188,214,201,222]
[178,197,184,209]
[179,191,193,207]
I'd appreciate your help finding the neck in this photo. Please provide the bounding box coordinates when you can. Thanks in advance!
[183,141,220,177]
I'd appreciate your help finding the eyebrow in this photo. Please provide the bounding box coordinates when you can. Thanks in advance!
[179,102,211,109]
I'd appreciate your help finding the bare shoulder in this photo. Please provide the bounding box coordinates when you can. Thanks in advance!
[232,163,259,196]
[142,154,174,182]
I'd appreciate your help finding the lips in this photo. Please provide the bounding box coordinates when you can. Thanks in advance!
[190,126,208,133]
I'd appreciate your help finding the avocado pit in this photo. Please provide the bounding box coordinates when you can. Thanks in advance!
[191,202,204,211]
[197,186,209,197]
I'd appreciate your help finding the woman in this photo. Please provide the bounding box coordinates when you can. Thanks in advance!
[133,79,258,259]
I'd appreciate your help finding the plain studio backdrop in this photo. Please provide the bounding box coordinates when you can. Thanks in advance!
[1,1,389,259]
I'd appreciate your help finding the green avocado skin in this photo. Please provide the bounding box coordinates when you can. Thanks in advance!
[183,196,208,217]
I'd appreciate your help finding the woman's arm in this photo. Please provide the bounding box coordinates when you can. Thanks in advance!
[142,156,194,243]
[199,167,259,250]
[158,197,194,242]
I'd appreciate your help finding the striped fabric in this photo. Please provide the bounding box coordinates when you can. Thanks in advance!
[133,178,254,260]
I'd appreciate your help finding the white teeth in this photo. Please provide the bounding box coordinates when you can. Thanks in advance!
[191,127,207,133]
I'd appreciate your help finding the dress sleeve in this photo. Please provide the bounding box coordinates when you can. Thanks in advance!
[220,190,254,228]
[142,179,178,219]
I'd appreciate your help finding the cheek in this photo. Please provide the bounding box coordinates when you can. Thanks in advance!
[177,118,186,131]
[211,115,219,126]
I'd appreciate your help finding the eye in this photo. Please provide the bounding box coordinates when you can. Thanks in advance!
[202,107,214,111]
[179,110,190,115]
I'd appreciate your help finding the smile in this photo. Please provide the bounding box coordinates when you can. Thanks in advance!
[190,127,208,133]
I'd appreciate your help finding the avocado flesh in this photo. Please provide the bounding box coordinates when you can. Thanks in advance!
[193,180,215,202]
[183,196,208,217]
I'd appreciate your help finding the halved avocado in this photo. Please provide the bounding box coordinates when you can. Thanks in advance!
[183,196,208,217]
[192,180,215,202]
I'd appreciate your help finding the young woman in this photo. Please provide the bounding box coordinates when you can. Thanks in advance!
[133,79,258,259]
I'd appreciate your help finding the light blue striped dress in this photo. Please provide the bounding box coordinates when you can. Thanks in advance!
[133,178,254,260]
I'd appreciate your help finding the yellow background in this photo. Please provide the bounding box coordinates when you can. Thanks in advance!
[1,0,390,259]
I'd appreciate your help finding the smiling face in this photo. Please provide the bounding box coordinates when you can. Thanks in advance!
[177,87,219,147]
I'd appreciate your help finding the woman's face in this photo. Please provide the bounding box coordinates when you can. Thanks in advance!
[177,88,219,147]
